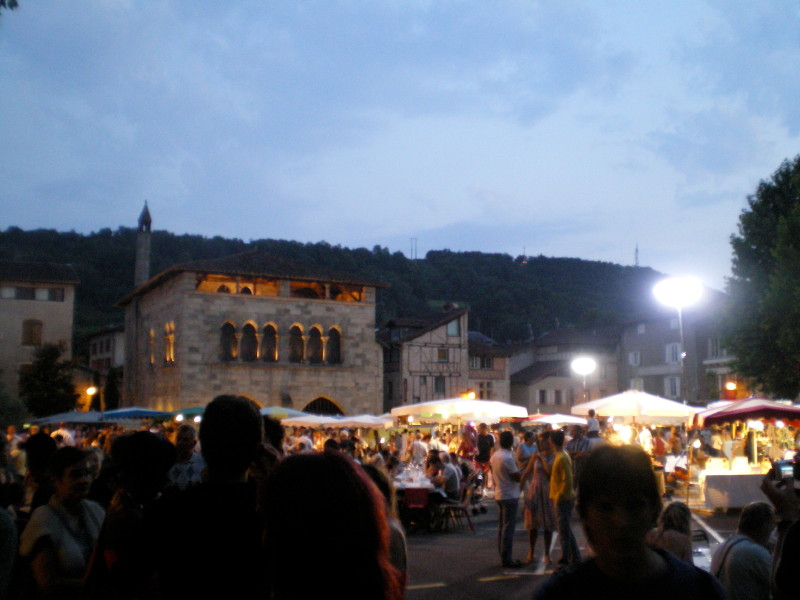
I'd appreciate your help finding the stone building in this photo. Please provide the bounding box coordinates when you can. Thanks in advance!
[378,305,470,412]
[118,208,385,415]
[0,261,79,403]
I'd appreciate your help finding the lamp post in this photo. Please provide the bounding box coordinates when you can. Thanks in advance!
[652,276,703,402]
[571,356,597,403]
[653,276,703,502]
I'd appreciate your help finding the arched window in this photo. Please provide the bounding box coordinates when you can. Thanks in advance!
[261,325,278,362]
[217,284,231,293]
[240,286,253,295]
[240,323,257,362]
[220,322,237,361]
[289,325,304,363]
[303,397,344,416]
[307,327,323,364]
[326,328,342,364]
[21,319,43,346]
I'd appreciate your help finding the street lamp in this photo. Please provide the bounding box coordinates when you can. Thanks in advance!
[653,276,703,503]
[86,386,97,412]
[571,356,597,403]
[652,276,703,402]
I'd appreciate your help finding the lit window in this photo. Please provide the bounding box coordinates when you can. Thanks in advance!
[437,348,449,363]
[164,322,175,363]
[149,329,155,365]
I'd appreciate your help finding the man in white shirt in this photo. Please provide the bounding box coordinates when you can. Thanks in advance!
[490,430,523,568]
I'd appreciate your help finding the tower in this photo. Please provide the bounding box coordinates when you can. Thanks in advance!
[135,202,152,286]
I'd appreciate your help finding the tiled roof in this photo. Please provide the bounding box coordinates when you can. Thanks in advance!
[0,261,79,284]
[510,359,570,384]
[118,250,387,306]
[378,307,469,344]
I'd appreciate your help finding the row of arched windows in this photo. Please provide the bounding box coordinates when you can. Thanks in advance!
[220,323,342,365]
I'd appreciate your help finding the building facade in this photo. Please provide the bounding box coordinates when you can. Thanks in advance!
[88,325,125,374]
[509,328,619,414]
[0,261,78,403]
[378,306,470,412]
[467,332,511,401]
[119,250,385,415]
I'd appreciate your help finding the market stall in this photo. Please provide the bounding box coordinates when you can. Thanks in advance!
[390,398,528,425]
[571,390,700,426]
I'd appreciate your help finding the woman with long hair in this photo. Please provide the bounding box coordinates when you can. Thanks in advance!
[263,450,403,600]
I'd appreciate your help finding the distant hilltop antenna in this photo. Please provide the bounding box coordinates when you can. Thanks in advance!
[521,246,528,265]
[410,237,418,260]
[635,243,639,267]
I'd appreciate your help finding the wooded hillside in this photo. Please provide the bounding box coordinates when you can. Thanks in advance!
[0,226,667,354]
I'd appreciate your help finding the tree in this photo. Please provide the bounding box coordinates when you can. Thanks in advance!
[19,343,80,417]
[723,155,800,398]
[0,379,29,427]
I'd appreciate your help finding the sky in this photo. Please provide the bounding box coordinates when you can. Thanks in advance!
[2,1,800,291]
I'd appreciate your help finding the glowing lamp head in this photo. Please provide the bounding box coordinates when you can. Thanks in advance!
[175,414,184,422]
[725,382,737,391]
[653,276,703,310]
[86,386,97,396]
[571,356,597,377]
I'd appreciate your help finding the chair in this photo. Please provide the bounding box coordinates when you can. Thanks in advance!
[440,486,475,533]
[400,487,432,530]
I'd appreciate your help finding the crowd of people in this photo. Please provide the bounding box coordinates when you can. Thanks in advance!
[1,404,799,599]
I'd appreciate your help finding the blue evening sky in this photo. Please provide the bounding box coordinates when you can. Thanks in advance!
[2,1,799,290]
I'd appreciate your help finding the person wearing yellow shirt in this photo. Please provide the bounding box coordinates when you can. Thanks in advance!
[550,429,581,568]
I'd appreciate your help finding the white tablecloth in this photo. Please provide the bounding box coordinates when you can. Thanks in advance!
[703,472,765,510]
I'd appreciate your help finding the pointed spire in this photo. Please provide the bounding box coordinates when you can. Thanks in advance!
[138,201,152,233]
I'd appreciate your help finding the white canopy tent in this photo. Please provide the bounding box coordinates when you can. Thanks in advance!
[525,413,588,427]
[280,415,344,428]
[571,390,700,426]
[390,398,528,425]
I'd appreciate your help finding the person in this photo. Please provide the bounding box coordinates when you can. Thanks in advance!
[490,430,523,568]
[709,501,774,600]
[19,446,105,599]
[147,395,276,598]
[361,463,408,590]
[516,431,537,469]
[521,430,557,567]
[759,470,798,600]
[646,501,694,563]
[533,444,724,599]
[438,452,462,501]
[50,422,75,447]
[23,426,58,511]
[406,433,428,466]
[475,423,495,491]
[564,425,589,489]
[82,431,176,599]
[549,429,581,567]
[165,424,205,491]
[586,409,599,437]
[0,506,17,598]
[263,450,403,600]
